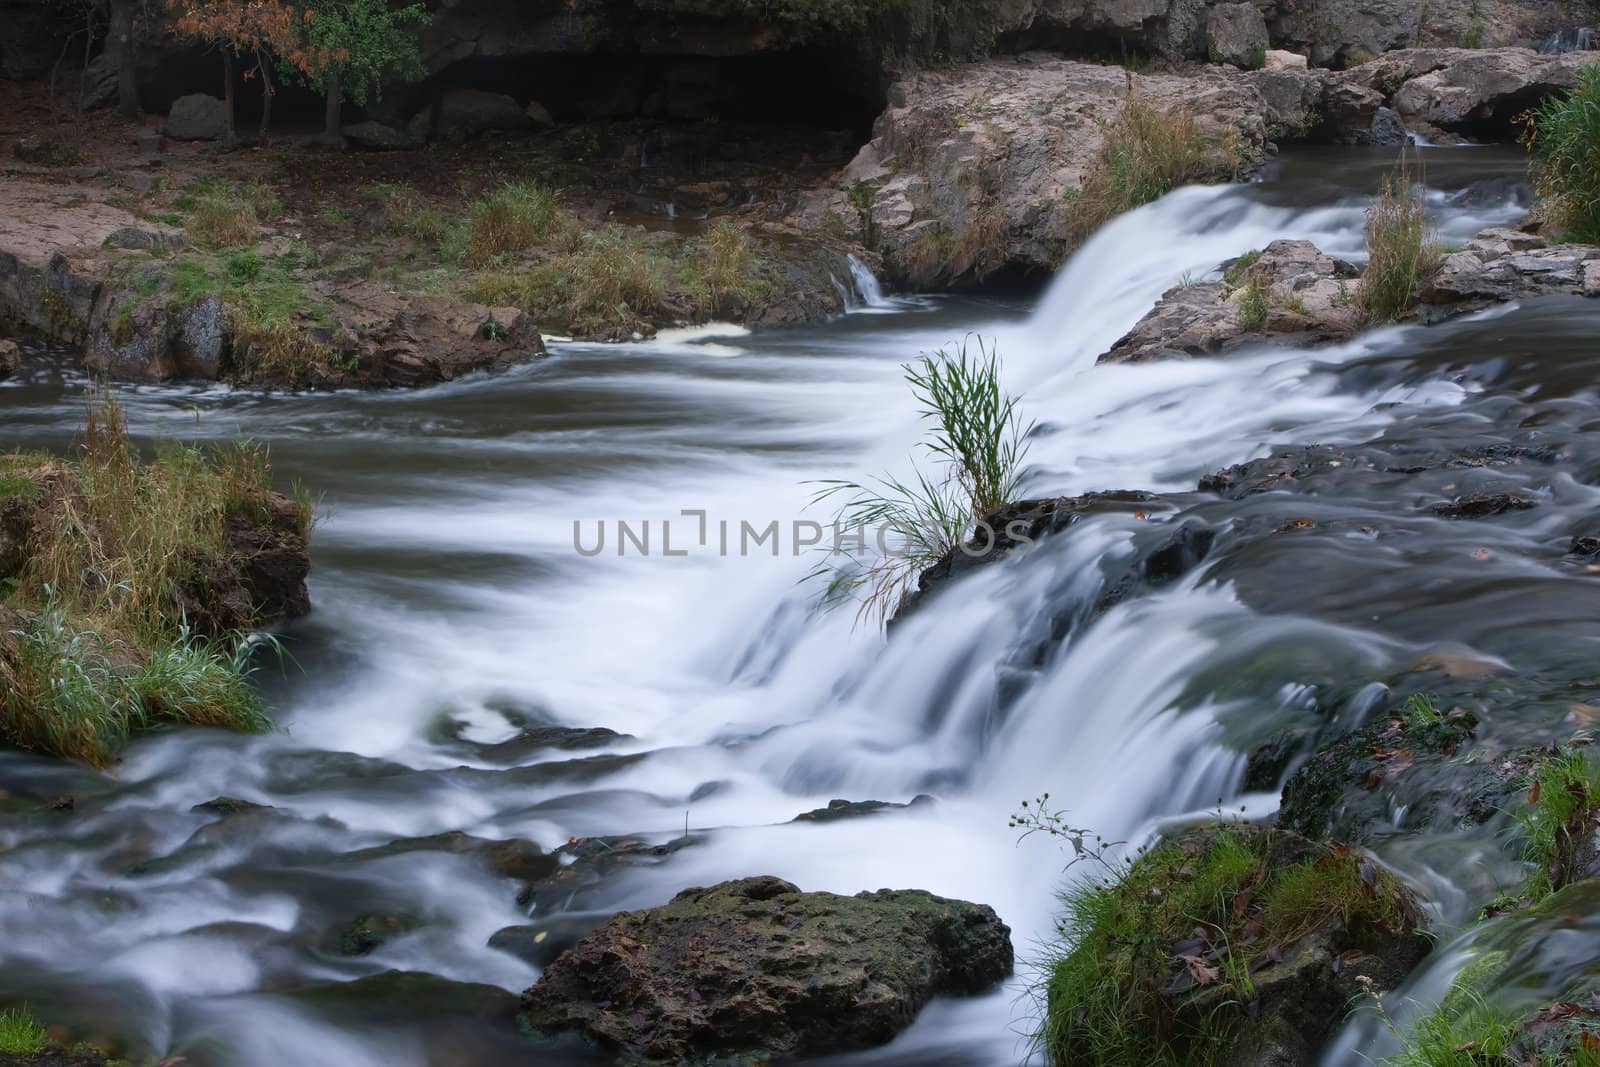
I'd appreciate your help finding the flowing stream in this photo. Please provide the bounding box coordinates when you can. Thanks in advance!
[5,144,1600,1065]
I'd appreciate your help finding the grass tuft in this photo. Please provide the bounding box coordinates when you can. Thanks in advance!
[1069,93,1237,243]
[0,1005,49,1056]
[464,182,569,267]
[1518,748,1600,901]
[683,219,774,319]
[1356,165,1440,323]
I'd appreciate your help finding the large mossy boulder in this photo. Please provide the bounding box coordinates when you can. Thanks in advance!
[520,875,1013,1064]
[1042,824,1428,1067]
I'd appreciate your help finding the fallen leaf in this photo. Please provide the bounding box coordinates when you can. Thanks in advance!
[1581,1031,1600,1052]
[1180,954,1220,986]
[1569,704,1600,726]
[1530,779,1543,805]
[1232,889,1254,919]
[1531,1002,1583,1024]
[1454,1041,1479,1053]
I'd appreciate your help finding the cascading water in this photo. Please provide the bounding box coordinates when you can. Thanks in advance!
[0,145,1569,1066]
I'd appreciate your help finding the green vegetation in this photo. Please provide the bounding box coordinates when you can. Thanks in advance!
[1237,267,1270,331]
[0,394,302,765]
[367,182,449,245]
[1524,63,1600,244]
[1038,824,1413,1067]
[1069,93,1239,243]
[167,251,338,381]
[1222,249,1262,287]
[0,1004,49,1056]
[1461,11,1487,48]
[684,219,774,318]
[463,182,571,267]
[176,180,281,251]
[299,0,429,137]
[810,337,1031,624]
[1518,748,1600,901]
[1356,167,1440,323]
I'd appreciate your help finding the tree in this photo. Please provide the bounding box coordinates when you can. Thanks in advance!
[298,0,428,142]
[166,0,309,137]
[109,0,139,119]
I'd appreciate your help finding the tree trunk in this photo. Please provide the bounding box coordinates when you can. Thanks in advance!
[222,50,235,140]
[109,0,138,120]
[257,52,273,138]
[323,69,341,142]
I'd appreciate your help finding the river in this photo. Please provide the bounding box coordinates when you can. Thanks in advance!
[4,143,1598,1066]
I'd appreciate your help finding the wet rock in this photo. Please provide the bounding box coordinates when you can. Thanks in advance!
[790,795,935,823]
[331,911,423,956]
[1432,491,1537,518]
[164,94,230,141]
[524,833,699,913]
[1570,536,1600,557]
[520,875,1012,1064]
[1042,823,1428,1067]
[1277,700,1491,842]
[488,914,603,968]
[191,796,274,816]
[894,492,1158,623]
[342,121,413,150]
[1420,231,1600,310]
[344,830,560,886]
[292,970,518,1025]
[0,338,18,380]
[1208,3,1269,68]
[463,720,628,765]
[1102,240,1363,364]
[174,488,309,635]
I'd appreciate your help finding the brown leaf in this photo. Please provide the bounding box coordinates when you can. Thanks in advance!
[1581,1031,1600,1052]
[1231,889,1254,919]
[1454,1041,1479,1053]
[1530,779,1543,805]
[1180,954,1220,986]
[1531,1002,1583,1024]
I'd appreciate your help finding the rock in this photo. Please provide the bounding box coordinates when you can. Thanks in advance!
[1043,823,1428,1067]
[1368,105,1409,144]
[488,915,603,968]
[1431,491,1537,517]
[1384,47,1593,134]
[342,121,413,150]
[839,54,1269,287]
[525,100,556,128]
[521,876,1012,1064]
[191,796,273,816]
[1277,701,1490,842]
[1264,48,1309,70]
[292,970,518,1025]
[102,227,175,253]
[332,911,423,956]
[343,830,560,886]
[435,89,531,139]
[0,338,18,380]
[790,795,935,822]
[133,130,163,155]
[1418,230,1600,311]
[1208,3,1269,68]
[164,94,231,141]
[0,1045,111,1066]
[1102,239,1363,364]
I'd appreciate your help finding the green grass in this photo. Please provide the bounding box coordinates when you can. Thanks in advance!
[0,393,300,764]
[1519,749,1600,901]
[682,219,774,319]
[1222,249,1262,287]
[1237,268,1270,331]
[1069,93,1238,243]
[463,182,571,267]
[810,337,1031,624]
[1383,997,1517,1067]
[1524,63,1600,244]
[165,253,337,381]
[0,1004,49,1056]
[366,182,450,246]
[1356,166,1440,323]
[175,179,281,252]
[1038,826,1413,1067]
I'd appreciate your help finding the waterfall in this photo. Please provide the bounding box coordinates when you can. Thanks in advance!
[1541,26,1596,53]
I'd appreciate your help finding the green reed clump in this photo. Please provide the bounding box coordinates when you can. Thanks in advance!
[1523,63,1600,243]
[810,336,1032,624]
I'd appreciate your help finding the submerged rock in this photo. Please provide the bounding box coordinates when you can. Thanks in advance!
[0,1047,109,1067]
[790,795,935,823]
[520,875,1013,1064]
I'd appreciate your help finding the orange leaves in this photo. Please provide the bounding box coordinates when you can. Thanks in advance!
[165,0,317,74]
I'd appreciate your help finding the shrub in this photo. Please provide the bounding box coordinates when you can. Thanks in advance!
[535,228,670,335]
[1518,748,1600,900]
[1524,63,1600,243]
[369,182,449,245]
[1069,93,1236,242]
[1356,167,1439,323]
[464,182,569,266]
[189,199,260,250]
[224,249,263,284]
[1236,268,1270,331]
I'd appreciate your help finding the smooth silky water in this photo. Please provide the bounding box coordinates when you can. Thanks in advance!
[3,144,1597,1065]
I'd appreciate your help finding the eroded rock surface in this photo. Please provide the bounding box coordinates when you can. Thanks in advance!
[520,875,1013,1064]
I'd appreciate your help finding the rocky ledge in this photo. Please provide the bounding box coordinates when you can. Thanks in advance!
[520,875,1013,1064]
[1098,228,1600,367]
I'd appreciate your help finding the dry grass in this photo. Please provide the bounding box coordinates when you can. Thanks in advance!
[464,182,571,267]
[684,220,774,318]
[1356,167,1439,323]
[188,200,260,250]
[0,393,292,764]
[1069,94,1234,243]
